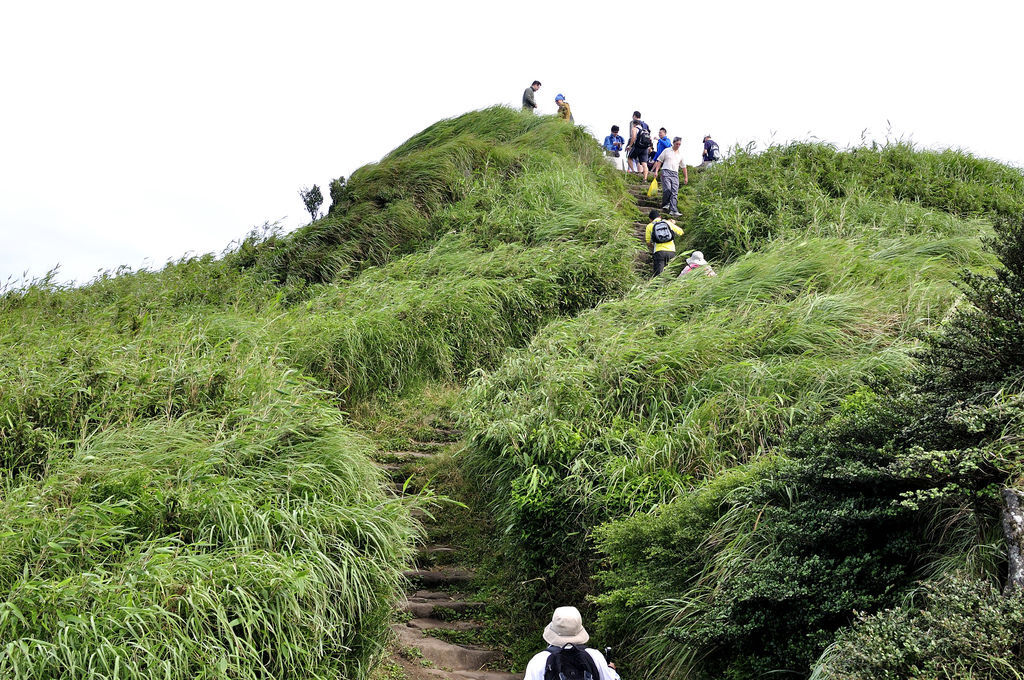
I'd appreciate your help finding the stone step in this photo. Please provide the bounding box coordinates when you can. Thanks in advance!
[407,617,484,632]
[401,591,486,618]
[409,439,447,450]
[404,567,475,588]
[424,671,522,680]
[416,544,457,567]
[450,672,522,680]
[382,450,437,461]
[392,623,500,670]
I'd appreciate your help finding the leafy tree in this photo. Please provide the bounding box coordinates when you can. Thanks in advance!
[327,176,347,217]
[298,185,323,223]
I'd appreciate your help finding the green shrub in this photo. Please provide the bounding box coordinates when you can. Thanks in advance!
[812,575,1024,680]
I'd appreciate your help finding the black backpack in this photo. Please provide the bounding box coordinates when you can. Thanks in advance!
[544,644,601,680]
[634,122,651,149]
[707,141,720,161]
[651,220,674,244]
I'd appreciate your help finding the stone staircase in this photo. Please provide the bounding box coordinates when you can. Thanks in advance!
[627,178,664,273]
[382,425,520,680]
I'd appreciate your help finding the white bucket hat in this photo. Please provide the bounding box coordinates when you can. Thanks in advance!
[543,606,590,646]
[686,251,708,266]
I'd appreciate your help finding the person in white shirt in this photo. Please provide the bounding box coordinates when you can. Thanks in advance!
[651,137,688,216]
[523,606,620,680]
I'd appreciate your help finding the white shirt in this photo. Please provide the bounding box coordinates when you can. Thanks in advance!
[658,146,686,172]
[523,647,620,680]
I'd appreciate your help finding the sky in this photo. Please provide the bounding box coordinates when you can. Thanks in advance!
[2,0,1021,286]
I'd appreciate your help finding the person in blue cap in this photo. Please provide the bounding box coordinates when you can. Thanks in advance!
[555,94,574,123]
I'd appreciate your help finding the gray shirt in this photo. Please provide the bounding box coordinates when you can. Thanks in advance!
[523,87,537,110]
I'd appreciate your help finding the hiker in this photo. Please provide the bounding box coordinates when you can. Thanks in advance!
[645,209,684,276]
[603,125,628,171]
[652,128,671,163]
[651,136,688,216]
[679,251,717,277]
[627,111,653,180]
[697,134,720,170]
[523,81,541,112]
[556,94,574,123]
[523,607,619,680]
[603,125,625,155]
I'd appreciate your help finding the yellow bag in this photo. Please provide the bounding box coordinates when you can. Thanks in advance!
[647,177,659,197]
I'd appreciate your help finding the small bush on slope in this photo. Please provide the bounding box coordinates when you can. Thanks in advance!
[812,575,1024,680]
[595,213,1024,679]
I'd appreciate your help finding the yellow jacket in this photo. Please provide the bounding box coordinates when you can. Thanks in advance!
[645,220,684,253]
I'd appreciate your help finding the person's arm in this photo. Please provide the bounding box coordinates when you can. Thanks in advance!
[652,160,662,174]
[588,649,621,680]
[645,222,653,249]
[523,652,548,680]
[683,164,688,184]
[671,222,684,237]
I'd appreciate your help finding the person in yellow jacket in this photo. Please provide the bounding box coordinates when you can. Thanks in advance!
[555,94,573,123]
[644,209,684,276]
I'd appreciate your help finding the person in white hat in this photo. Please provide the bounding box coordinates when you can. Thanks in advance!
[679,251,716,277]
[523,606,620,680]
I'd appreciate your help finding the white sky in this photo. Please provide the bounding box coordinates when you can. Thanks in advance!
[2,0,1021,285]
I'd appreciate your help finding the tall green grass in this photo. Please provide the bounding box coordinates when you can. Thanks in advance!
[686,142,1024,260]
[455,142,1017,658]
[0,105,641,678]
[0,300,417,678]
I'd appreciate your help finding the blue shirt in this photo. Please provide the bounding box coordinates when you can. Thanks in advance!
[603,134,625,152]
[653,136,672,161]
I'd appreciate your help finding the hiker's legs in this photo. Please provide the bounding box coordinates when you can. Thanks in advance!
[662,170,679,213]
[652,250,675,276]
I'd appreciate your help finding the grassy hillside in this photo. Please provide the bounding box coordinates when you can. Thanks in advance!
[0,108,637,679]
[5,106,1023,679]
[456,143,1024,675]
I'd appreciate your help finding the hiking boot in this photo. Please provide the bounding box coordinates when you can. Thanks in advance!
[670,211,682,217]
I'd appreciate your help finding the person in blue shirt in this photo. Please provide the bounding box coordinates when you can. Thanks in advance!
[652,128,672,162]
[603,125,625,156]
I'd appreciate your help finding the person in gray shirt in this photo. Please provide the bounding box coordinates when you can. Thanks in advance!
[523,80,541,111]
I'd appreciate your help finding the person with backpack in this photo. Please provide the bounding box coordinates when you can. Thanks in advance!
[523,606,619,680]
[650,136,688,216]
[523,81,542,112]
[697,134,720,170]
[626,111,653,180]
[556,94,574,123]
[644,208,684,276]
